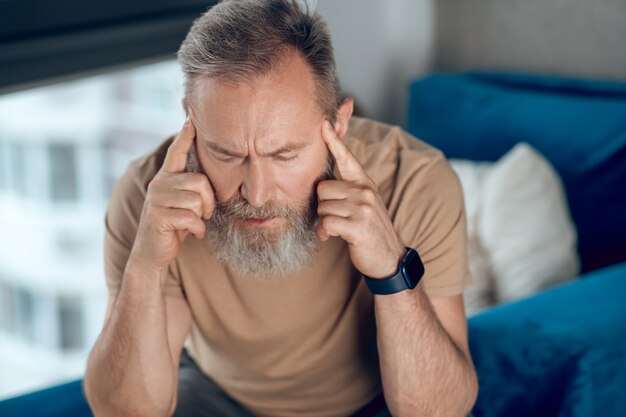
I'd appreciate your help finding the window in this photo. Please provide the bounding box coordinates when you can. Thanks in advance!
[9,141,26,198]
[49,143,78,202]
[0,139,5,191]
[0,0,215,400]
[15,287,35,343]
[58,295,84,351]
[0,281,14,333]
[0,58,185,399]
[55,231,91,260]
[0,0,216,91]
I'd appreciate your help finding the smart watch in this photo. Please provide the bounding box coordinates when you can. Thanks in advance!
[363,247,425,295]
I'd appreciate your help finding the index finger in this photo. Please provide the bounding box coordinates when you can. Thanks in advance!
[162,116,196,173]
[321,120,366,182]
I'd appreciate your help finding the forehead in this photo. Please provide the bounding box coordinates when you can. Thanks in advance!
[190,53,324,150]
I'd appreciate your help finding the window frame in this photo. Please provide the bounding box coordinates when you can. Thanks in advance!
[0,0,217,93]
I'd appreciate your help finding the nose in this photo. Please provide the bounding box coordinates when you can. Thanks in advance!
[241,159,273,207]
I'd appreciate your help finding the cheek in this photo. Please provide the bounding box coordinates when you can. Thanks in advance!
[209,170,242,202]
[274,150,328,201]
[197,150,242,202]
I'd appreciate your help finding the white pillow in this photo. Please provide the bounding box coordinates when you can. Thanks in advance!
[448,160,494,314]
[450,143,580,315]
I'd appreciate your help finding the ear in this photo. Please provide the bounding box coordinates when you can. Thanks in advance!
[333,97,354,139]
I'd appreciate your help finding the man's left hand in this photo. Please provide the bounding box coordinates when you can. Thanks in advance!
[316,120,406,279]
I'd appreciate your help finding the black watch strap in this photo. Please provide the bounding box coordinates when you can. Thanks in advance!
[363,247,425,295]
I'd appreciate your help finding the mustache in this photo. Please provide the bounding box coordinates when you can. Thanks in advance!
[214,194,301,220]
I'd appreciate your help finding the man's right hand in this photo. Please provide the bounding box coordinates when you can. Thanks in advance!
[128,113,215,276]
[85,117,201,416]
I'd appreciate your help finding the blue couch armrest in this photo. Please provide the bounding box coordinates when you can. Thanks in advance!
[468,261,626,417]
[0,380,92,417]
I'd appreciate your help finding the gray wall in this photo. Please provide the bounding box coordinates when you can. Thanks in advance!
[437,0,626,81]
[316,0,626,126]
[317,0,435,127]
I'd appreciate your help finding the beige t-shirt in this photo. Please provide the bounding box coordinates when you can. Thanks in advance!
[104,116,472,417]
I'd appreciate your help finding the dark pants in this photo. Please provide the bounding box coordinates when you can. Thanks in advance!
[172,348,391,417]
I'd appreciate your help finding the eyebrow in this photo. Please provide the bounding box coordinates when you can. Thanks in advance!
[204,140,309,158]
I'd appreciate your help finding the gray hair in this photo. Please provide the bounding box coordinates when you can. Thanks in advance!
[177,0,342,122]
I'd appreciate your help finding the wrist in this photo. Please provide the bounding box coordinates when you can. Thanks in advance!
[363,246,425,295]
[124,256,168,287]
[367,245,407,279]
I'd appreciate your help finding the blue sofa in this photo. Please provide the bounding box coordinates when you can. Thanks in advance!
[0,380,91,417]
[2,72,625,417]
[469,261,626,417]
[408,72,626,417]
[408,72,626,273]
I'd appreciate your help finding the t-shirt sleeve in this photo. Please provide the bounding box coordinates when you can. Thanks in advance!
[104,160,185,299]
[391,154,472,297]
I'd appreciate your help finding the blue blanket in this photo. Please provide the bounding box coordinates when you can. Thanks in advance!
[469,261,626,417]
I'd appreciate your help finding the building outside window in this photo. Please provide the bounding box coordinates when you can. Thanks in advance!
[15,287,35,344]
[0,59,186,399]
[0,139,6,191]
[0,281,14,333]
[49,143,79,202]
[57,295,84,351]
[9,141,27,198]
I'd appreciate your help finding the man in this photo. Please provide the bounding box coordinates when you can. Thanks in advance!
[84,1,478,416]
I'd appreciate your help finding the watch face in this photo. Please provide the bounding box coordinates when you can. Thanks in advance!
[402,248,425,288]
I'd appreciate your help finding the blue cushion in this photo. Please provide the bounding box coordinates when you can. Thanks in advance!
[0,380,92,417]
[407,72,626,273]
[468,260,626,417]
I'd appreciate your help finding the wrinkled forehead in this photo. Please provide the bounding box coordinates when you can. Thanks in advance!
[192,75,324,151]
[188,55,325,151]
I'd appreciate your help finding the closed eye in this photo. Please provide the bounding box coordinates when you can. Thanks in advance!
[274,154,298,162]
[215,155,244,163]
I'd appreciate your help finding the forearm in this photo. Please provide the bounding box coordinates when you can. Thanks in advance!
[84,265,175,417]
[374,285,478,417]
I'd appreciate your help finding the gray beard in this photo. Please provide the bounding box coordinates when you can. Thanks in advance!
[204,197,321,279]
[186,141,334,279]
